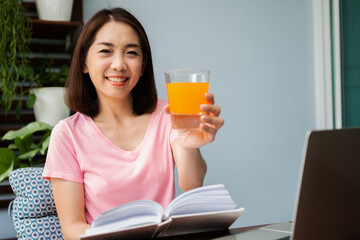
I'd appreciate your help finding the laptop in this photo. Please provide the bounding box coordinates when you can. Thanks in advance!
[217,128,360,240]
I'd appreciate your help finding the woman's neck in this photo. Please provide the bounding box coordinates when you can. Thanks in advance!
[93,95,136,124]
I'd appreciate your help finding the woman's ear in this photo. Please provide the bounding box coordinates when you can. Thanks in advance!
[83,64,89,74]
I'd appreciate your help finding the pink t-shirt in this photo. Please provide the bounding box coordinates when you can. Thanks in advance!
[43,99,179,224]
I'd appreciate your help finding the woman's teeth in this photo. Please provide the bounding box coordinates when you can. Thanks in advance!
[106,77,128,82]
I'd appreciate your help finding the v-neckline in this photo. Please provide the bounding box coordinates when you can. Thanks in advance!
[87,111,156,157]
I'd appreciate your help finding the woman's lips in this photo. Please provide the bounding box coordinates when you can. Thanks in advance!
[105,76,129,86]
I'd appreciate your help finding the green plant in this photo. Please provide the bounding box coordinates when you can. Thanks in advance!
[38,64,69,87]
[23,59,70,88]
[0,122,52,182]
[0,0,32,114]
[19,61,70,109]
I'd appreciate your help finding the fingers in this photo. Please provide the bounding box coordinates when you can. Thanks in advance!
[202,92,221,116]
[205,92,215,104]
[165,92,224,133]
[199,123,217,142]
[201,100,221,118]
[200,92,224,135]
[201,114,224,130]
[201,104,221,117]
[199,115,224,143]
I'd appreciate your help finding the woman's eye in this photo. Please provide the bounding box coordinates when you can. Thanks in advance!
[99,49,111,54]
[127,51,138,56]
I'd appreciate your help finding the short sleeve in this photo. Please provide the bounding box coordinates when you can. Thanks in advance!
[42,120,83,183]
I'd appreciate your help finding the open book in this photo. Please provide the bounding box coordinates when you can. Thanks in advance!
[80,184,244,239]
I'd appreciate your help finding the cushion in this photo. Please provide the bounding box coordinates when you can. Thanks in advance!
[8,167,64,240]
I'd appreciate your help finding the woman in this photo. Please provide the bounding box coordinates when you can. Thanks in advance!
[43,8,224,240]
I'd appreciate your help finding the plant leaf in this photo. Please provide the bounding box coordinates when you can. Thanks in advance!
[8,143,17,150]
[14,135,33,155]
[14,136,27,154]
[13,157,21,169]
[19,64,35,80]
[0,148,15,182]
[2,121,52,141]
[40,135,51,155]
[26,93,36,108]
[0,0,32,115]
[18,149,40,160]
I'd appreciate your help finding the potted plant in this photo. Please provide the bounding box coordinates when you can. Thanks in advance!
[36,0,74,21]
[21,60,71,126]
[0,0,32,115]
[0,121,52,182]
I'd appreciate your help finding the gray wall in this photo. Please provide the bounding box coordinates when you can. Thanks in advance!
[83,0,316,227]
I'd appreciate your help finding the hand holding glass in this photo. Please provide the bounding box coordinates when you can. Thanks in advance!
[165,69,210,129]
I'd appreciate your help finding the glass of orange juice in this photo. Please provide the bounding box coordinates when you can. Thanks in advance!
[165,69,210,128]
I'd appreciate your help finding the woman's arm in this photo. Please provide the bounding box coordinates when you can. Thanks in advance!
[169,93,224,191]
[51,178,90,240]
[171,140,207,191]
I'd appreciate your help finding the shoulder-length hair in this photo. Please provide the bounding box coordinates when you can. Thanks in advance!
[65,8,157,117]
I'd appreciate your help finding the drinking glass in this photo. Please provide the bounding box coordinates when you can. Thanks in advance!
[165,69,210,128]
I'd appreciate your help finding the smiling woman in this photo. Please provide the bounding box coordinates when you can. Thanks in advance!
[83,22,144,96]
[65,8,157,117]
[41,7,224,240]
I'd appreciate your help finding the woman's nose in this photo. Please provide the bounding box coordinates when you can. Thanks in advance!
[111,54,127,71]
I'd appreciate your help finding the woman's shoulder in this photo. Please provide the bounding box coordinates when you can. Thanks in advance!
[149,99,171,126]
[52,112,91,133]
[150,99,169,117]
[155,99,168,111]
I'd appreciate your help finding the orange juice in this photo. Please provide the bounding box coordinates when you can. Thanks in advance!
[166,82,209,128]
[166,82,209,114]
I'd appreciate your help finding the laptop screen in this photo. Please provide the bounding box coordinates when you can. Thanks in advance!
[292,128,360,240]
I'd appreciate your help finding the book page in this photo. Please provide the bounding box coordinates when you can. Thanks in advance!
[88,200,164,231]
[168,184,228,208]
[165,184,236,217]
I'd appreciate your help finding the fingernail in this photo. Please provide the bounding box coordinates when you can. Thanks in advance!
[201,115,209,121]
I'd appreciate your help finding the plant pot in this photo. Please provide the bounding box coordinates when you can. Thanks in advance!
[35,0,74,21]
[30,87,70,126]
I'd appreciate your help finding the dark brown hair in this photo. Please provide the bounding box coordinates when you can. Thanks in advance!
[65,8,157,117]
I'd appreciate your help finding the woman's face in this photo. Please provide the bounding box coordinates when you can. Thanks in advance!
[84,21,144,102]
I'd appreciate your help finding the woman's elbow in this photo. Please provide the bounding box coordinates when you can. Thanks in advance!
[61,221,90,240]
[179,178,205,192]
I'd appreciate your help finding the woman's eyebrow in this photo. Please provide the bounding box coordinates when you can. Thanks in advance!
[96,42,140,48]
[97,42,113,47]
[126,43,141,48]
